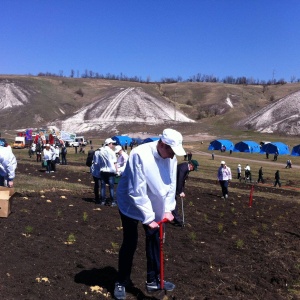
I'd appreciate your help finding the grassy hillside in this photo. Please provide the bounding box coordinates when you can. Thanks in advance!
[1,75,300,140]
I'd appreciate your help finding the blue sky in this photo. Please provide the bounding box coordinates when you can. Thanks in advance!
[1,0,300,82]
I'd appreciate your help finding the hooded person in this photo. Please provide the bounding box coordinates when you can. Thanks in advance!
[114,128,186,299]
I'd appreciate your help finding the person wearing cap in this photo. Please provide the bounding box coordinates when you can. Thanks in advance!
[115,145,128,176]
[172,159,199,227]
[0,141,17,187]
[237,164,242,180]
[114,128,186,299]
[217,161,232,199]
[100,138,118,206]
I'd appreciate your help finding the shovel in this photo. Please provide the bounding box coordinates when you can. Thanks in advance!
[157,218,168,290]
[181,197,185,227]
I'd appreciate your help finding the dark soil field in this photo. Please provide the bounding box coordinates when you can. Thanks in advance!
[0,160,300,300]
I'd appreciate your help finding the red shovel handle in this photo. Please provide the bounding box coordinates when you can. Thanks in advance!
[157,218,168,225]
[157,218,168,289]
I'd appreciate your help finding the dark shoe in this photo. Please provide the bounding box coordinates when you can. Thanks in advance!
[173,220,183,227]
[146,280,175,292]
[114,282,126,299]
[100,201,106,206]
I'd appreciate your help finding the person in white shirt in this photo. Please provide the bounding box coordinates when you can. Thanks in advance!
[100,138,118,206]
[237,164,242,180]
[43,144,56,173]
[54,146,60,164]
[244,164,251,181]
[114,128,186,299]
[0,141,17,187]
[30,143,36,158]
[217,161,232,199]
[114,145,129,175]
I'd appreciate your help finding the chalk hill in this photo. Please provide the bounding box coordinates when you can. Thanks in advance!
[238,90,300,135]
[1,76,300,136]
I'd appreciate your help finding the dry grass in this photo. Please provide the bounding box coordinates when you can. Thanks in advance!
[15,173,88,192]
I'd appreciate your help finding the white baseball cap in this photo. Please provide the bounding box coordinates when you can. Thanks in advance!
[221,161,226,165]
[104,138,116,145]
[114,145,122,153]
[161,128,186,156]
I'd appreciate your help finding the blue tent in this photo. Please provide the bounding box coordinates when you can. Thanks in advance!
[260,142,290,155]
[131,138,143,145]
[142,137,160,144]
[233,140,260,153]
[291,144,300,156]
[111,135,132,146]
[208,139,234,151]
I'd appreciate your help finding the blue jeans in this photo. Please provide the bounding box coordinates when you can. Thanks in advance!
[46,160,51,173]
[117,211,160,285]
[100,172,115,202]
[219,180,229,197]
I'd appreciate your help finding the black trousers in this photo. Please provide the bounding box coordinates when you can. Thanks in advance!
[117,211,160,285]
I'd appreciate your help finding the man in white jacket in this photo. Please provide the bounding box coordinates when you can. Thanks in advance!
[0,142,17,187]
[114,129,186,299]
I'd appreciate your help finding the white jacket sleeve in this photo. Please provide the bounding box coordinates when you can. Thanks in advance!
[0,148,17,180]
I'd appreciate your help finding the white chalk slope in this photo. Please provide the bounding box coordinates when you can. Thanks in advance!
[60,87,194,133]
[238,90,300,135]
[0,81,29,109]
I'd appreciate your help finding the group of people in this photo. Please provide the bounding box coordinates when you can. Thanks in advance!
[42,144,65,173]
[30,143,68,173]
[218,160,285,199]
[90,138,129,207]
[237,164,252,182]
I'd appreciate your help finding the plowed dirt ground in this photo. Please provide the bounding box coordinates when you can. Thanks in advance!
[0,158,300,300]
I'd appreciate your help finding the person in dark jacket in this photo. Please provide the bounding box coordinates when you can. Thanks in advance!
[274,170,281,187]
[171,159,199,226]
[257,166,264,183]
[61,145,67,165]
